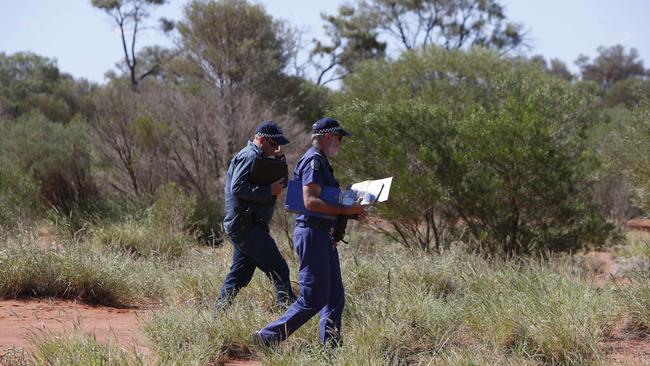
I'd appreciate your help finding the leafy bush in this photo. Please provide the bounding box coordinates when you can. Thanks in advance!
[0,112,97,213]
[0,167,43,230]
[191,197,225,245]
[334,47,613,254]
[332,101,451,252]
[91,183,198,259]
[600,101,650,212]
[151,183,197,236]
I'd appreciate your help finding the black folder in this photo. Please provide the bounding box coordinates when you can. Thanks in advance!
[250,156,289,186]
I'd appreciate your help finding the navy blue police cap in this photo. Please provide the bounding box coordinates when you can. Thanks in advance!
[255,120,290,145]
[312,117,351,136]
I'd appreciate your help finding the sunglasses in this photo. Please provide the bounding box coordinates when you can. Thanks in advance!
[266,138,280,148]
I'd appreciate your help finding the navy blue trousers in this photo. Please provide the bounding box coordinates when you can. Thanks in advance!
[218,223,295,306]
[258,225,345,345]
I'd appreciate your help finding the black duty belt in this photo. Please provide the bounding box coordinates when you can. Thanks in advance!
[296,218,335,231]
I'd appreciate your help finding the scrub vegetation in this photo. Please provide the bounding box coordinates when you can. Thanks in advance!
[2,218,650,365]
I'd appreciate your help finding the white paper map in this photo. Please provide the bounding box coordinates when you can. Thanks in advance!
[349,177,393,205]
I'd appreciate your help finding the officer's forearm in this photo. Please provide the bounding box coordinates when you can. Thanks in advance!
[304,196,352,216]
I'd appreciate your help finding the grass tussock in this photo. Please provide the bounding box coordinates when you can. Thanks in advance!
[616,274,650,336]
[142,301,275,365]
[4,225,649,365]
[136,243,622,365]
[29,326,141,366]
[616,231,650,259]
[459,257,618,364]
[0,235,165,306]
[92,220,193,260]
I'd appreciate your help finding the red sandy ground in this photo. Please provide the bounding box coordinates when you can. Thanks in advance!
[0,299,147,356]
[2,221,650,365]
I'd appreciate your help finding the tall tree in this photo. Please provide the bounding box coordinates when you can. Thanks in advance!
[0,52,94,122]
[175,0,300,159]
[370,0,524,52]
[529,55,573,81]
[311,5,386,86]
[312,0,524,86]
[91,0,168,89]
[176,0,293,93]
[576,45,647,90]
[108,45,177,83]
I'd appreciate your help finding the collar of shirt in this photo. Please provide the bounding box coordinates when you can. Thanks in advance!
[247,140,263,156]
[312,147,331,167]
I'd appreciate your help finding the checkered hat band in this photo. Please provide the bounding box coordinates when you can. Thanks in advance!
[256,132,283,138]
[315,126,342,133]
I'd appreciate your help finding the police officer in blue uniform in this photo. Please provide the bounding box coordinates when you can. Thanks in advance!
[215,121,297,311]
[255,117,366,346]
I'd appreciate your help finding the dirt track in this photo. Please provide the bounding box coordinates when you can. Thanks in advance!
[0,298,146,354]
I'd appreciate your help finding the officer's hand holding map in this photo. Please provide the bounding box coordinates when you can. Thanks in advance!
[341,177,392,206]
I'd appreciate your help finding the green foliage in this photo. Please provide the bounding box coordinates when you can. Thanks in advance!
[343,47,555,107]
[602,78,650,109]
[0,113,97,212]
[313,0,524,85]
[312,3,386,85]
[0,167,43,229]
[0,52,93,122]
[576,45,648,91]
[600,102,650,211]
[369,0,524,52]
[335,47,613,254]
[151,183,197,235]
[177,0,292,91]
[91,183,198,259]
[446,97,612,253]
[333,100,451,251]
[190,197,225,245]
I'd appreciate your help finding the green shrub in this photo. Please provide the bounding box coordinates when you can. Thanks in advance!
[151,183,197,236]
[0,112,97,213]
[332,100,451,252]
[0,167,43,230]
[190,197,225,245]
[600,101,650,211]
[334,47,614,254]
